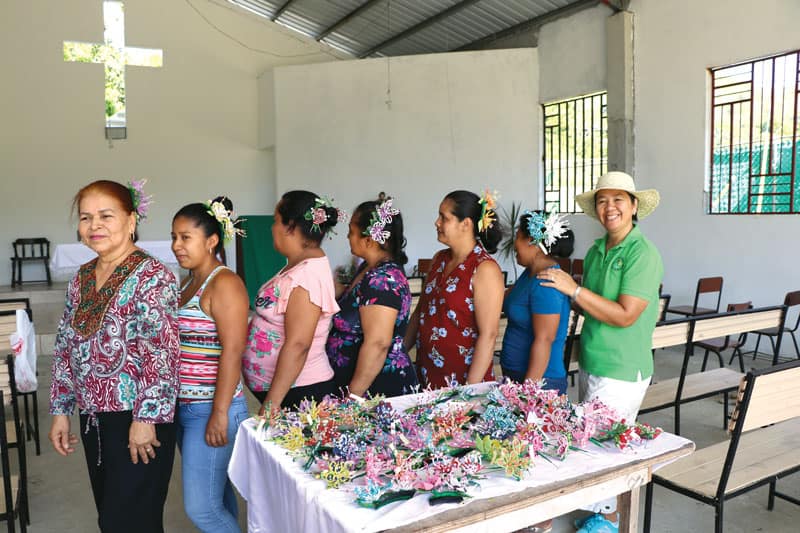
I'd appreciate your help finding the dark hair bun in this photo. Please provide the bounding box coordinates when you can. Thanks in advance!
[323,205,339,228]
[212,196,234,212]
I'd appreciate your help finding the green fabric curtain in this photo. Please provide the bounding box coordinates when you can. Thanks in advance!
[238,215,284,307]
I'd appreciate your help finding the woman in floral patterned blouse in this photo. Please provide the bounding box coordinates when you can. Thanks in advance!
[404,190,505,389]
[243,191,341,414]
[326,197,418,397]
[49,180,180,533]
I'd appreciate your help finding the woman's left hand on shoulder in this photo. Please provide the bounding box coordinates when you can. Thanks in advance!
[538,268,577,296]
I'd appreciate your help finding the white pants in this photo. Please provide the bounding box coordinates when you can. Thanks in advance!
[578,369,652,514]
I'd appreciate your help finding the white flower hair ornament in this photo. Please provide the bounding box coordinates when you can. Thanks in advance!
[364,198,400,244]
[524,209,570,254]
[205,198,246,242]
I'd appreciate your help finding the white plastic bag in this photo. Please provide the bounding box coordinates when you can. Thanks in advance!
[9,309,37,393]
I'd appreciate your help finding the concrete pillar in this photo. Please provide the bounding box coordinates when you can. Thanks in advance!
[606,10,634,173]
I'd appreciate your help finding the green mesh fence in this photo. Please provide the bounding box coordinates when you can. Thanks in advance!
[710,140,799,213]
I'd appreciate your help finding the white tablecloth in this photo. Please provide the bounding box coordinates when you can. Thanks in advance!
[50,241,180,280]
[228,390,694,533]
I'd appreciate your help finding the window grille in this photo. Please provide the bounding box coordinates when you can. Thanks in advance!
[710,50,800,214]
[542,92,607,213]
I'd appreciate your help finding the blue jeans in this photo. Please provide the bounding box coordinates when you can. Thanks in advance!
[176,396,249,533]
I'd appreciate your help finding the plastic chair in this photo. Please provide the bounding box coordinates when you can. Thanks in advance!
[694,302,752,372]
[10,238,51,287]
[668,276,723,317]
[751,290,800,364]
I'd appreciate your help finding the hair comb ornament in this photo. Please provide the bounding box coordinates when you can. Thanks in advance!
[364,198,400,244]
[127,179,153,223]
[477,189,498,233]
[205,197,246,242]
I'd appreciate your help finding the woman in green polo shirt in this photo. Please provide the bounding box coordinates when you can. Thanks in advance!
[539,171,663,533]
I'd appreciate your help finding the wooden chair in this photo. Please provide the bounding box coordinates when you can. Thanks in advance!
[571,258,583,284]
[554,257,571,274]
[562,309,584,387]
[751,290,800,364]
[644,359,800,533]
[694,302,752,372]
[493,316,508,356]
[667,276,723,317]
[415,258,432,279]
[0,305,37,457]
[10,239,51,287]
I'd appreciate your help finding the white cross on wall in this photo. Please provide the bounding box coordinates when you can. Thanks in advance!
[64,1,163,137]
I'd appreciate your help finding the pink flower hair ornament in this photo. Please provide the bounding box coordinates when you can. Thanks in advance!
[363,198,400,244]
[127,179,153,223]
[305,196,343,234]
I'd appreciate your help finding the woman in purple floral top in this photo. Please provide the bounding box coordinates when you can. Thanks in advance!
[326,198,418,397]
[49,180,179,533]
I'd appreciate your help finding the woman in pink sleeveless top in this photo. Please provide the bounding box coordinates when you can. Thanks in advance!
[405,190,505,389]
[243,191,341,415]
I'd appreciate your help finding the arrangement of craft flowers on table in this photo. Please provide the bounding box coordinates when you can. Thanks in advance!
[255,380,662,509]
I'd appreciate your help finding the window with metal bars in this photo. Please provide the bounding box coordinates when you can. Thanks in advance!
[709,50,800,214]
[542,92,607,214]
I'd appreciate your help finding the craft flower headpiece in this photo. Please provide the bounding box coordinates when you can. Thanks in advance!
[304,196,346,234]
[127,179,153,223]
[477,189,498,233]
[523,209,570,254]
[363,198,400,244]
[205,197,245,242]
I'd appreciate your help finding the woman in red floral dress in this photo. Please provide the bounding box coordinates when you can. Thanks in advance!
[404,190,505,389]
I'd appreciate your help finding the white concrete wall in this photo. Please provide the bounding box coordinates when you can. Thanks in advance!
[535,3,611,263]
[537,3,609,104]
[273,49,540,275]
[484,0,800,327]
[632,0,800,312]
[0,0,338,284]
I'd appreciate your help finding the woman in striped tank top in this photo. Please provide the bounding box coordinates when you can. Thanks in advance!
[171,197,250,533]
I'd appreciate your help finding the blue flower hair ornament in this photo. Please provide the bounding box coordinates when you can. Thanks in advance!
[524,209,570,254]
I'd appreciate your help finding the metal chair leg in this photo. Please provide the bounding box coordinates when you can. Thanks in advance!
[768,479,776,510]
[715,501,724,533]
[728,347,745,372]
[790,331,800,359]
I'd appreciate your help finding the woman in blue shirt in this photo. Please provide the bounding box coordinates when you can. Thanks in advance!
[500,210,574,394]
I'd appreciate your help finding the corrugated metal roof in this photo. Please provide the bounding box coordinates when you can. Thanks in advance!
[227,0,608,58]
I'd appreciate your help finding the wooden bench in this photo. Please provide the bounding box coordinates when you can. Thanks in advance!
[0,313,29,527]
[407,277,423,296]
[640,306,786,435]
[562,305,787,435]
[0,299,30,321]
[644,359,800,533]
[0,301,39,456]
